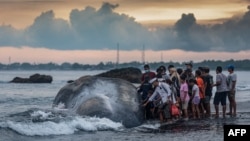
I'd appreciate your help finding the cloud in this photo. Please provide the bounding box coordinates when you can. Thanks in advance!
[0,2,250,52]
[209,5,250,51]
[68,2,152,50]
[25,10,73,49]
[161,5,250,52]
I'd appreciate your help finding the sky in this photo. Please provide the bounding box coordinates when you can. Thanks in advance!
[0,0,250,64]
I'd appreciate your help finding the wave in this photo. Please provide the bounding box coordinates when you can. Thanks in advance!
[237,85,250,91]
[0,110,124,136]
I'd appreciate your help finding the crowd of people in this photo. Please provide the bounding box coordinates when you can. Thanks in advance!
[137,63,237,123]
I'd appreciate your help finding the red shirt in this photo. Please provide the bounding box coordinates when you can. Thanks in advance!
[141,71,156,82]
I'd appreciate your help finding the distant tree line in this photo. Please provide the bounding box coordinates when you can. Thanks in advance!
[0,59,250,71]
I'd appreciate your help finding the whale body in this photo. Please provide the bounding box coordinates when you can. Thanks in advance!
[53,75,144,128]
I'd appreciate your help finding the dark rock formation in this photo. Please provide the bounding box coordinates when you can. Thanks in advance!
[95,67,142,83]
[10,73,53,83]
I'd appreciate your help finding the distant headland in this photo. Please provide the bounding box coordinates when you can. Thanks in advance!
[1,59,250,71]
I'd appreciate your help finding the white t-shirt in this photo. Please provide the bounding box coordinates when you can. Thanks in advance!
[227,72,237,90]
[216,73,229,92]
[192,84,200,97]
[149,82,171,103]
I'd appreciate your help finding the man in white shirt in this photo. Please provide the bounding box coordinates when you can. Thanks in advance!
[143,77,172,123]
[213,66,229,118]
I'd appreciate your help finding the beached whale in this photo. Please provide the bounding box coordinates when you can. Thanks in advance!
[52,75,144,128]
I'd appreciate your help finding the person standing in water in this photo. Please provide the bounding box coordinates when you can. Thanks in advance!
[203,67,214,118]
[213,66,229,118]
[227,65,237,117]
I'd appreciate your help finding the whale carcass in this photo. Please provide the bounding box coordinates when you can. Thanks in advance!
[53,75,144,128]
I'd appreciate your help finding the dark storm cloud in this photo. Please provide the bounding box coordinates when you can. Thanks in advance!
[157,5,250,52]
[25,10,74,49]
[0,2,250,52]
[1,2,151,50]
[68,2,152,50]
[210,5,250,52]
[152,5,250,52]
[0,25,24,46]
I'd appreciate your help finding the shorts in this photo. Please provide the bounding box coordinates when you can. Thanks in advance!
[192,96,200,105]
[204,96,211,104]
[213,91,228,106]
[182,101,189,110]
[228,90,236,100]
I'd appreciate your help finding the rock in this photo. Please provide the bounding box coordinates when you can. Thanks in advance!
[10,77,31,83]
[10,73,53,83]
[95,67,142,83]
[52,75,144,128]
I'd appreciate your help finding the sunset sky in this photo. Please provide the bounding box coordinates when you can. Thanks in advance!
[0,0,250,64]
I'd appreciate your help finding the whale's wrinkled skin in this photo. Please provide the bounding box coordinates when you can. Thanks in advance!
[53,76,144,128]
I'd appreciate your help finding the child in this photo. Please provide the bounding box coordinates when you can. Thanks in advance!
[189,78,201,119]
[180,74,190,121]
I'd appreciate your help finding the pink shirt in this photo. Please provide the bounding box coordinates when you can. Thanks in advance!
[180,82,190,102]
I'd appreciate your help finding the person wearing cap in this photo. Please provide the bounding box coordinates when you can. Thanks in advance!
[213,66,229,118]
[227,65,237,117]
[143,77,172,123]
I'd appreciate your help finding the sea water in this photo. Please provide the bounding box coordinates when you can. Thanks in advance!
[0,70,250,141]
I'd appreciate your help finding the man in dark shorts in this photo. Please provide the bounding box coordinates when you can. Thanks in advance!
[213,66,229,118]
[203,67,214,117]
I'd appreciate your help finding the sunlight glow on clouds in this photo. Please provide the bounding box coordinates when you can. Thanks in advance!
[0,1,250,64]
[1,47,250,64]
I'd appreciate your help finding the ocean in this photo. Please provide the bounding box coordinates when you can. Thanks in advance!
[0,70,250,141]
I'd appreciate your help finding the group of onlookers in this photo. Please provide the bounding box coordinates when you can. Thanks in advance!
[137,63,237,123]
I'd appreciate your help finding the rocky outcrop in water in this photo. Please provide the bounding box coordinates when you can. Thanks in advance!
[10,73,53,83]
[95,67,142,83]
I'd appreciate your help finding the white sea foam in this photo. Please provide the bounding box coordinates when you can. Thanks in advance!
[237,84,250,91]
[71,79,117,113]
[138,123,161,129]
[4,116,124,136]
[30,110,53,120]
